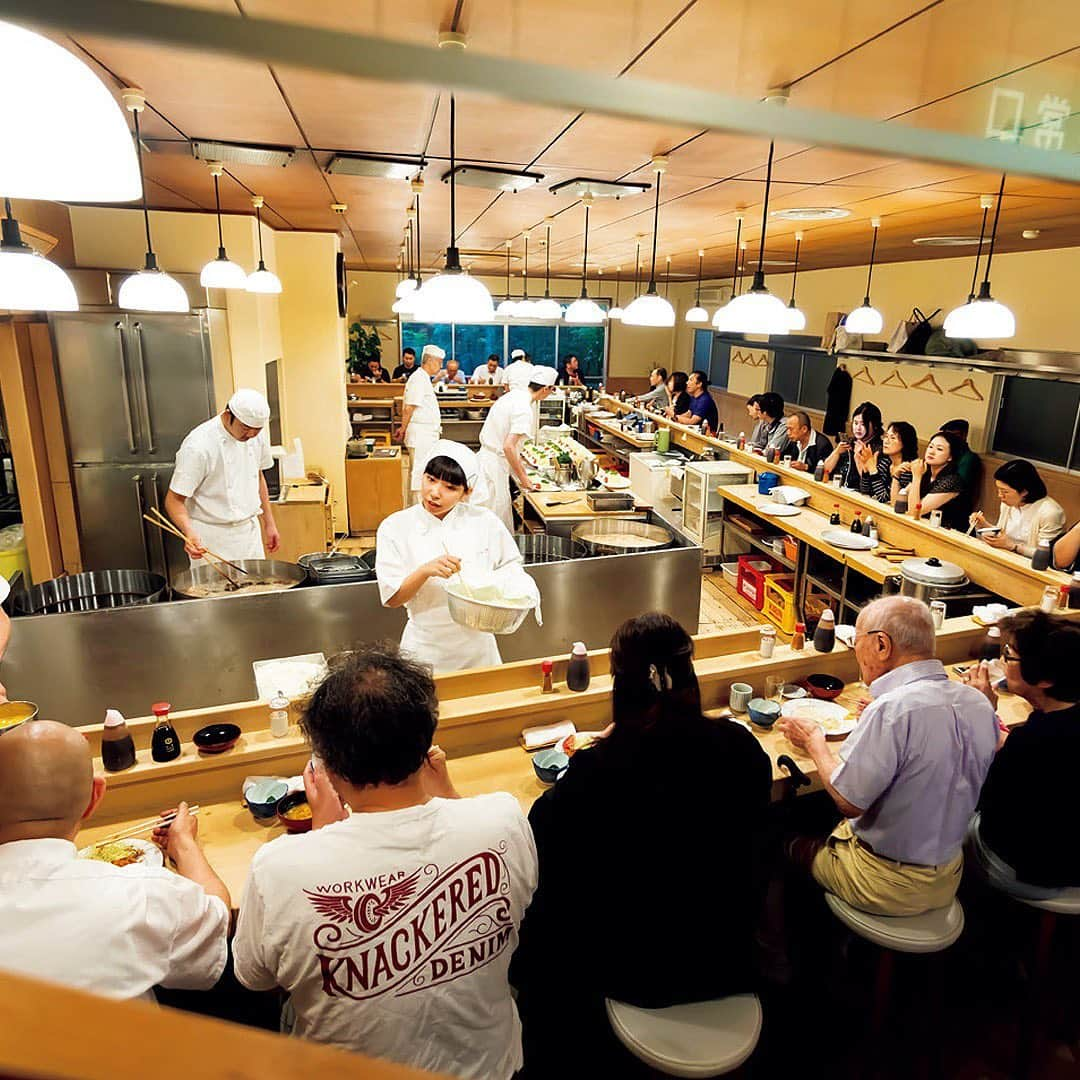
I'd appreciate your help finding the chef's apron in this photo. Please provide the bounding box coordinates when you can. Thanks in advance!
[400,582,501,674]
[475,447,513,532]
[188,516,264,567]
[407,423,440,495]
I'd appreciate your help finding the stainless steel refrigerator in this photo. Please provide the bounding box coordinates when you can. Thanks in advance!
[50,312,216,579]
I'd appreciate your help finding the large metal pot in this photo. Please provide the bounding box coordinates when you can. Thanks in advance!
[298,551,375,585]
[570,520,674,557]
[16,570,167,615]
[170,558,308,599]
[514,534,586,564]
[886,556,970,604]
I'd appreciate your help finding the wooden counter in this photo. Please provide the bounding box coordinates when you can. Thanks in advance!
[520,487,647,524]
[346,448,404,533]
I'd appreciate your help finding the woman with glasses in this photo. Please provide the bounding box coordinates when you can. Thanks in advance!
[855,420,918,504]
[969,459,1065,559]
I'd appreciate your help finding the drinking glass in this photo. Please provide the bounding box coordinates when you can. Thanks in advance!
[764,674,783,699]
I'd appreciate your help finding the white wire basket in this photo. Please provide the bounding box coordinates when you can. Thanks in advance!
[446,583,533,635]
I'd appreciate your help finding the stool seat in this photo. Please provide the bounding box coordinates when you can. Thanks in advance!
[1016,887,1080,915]
[605,995,762,1078]
[825,894,964,953]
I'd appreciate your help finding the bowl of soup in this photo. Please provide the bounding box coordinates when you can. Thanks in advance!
[277,791,313,833]
[0,701,38,735]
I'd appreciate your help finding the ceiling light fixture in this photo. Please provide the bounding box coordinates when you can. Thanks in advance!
[411,96,495,323]
[199,162,247,289]
[843,217,883,335]
[192,139,294,168]
[391,224,416,315]
[117,90,189,313]
[712,213,743,330]
[785,231,806,332]
[608,266,624,320]
[327,152,422,181]
[548,177,650,199]
[495,239,516,318]
[245,195,283,294]
[411,175,424,294]
[395,204,418,298]
[514,231,538,317]
[622,156,675,327]
[944,175,1014,340]
[0,199,78,312]
[533,218,563,320]
[441,164,543,193]
[686,249,707,322]
[563,197,606,324]
[771,207,850,222]
[0,21,141,202]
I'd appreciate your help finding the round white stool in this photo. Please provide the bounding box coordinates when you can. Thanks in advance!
[824,894,965,953]
[605,995,763,1078]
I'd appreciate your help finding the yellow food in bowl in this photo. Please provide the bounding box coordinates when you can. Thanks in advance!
[0,701,38,731]
[283,802,312,821]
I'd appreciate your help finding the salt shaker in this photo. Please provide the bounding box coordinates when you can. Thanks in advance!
[759,625,776,659]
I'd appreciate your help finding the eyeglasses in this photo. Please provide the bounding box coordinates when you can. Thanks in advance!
[854,628,892,646]
[1002,644,1021,664]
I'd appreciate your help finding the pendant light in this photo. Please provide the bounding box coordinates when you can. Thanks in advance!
[785,231,806,331]
[412,96,495,322]
[0,22,140,202]
[392,229,416,315]
[622,157,675,327]
[686,250,707,323]
[495,239,517,318]
[410,176,424,295]
[245,195,283,294]
[631,236,643,303]
[532,218,563,320]
[844,217,883,335]
[0,199,78,312]
[199,163,247,289]
[117,90,189,313]
[712,214,743,329]
[944,175,1014,339]
[514,231,538,317]
[395,207,418,299]
[608,266,624,321]
[722,142,791,334]
[563,197,606,324]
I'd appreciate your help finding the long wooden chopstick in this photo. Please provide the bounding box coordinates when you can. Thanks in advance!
[144,508,250,576]
[143,514,239,587]
[90,805,201,847]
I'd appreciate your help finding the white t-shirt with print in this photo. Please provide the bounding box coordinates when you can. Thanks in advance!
[233,794,538,1080]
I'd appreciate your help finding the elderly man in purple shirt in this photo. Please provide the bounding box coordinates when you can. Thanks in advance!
[779,596,998,916]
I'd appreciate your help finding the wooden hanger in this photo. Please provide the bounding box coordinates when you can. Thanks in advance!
[852,364,875,385]
[948,376,984,401]
[912,371,943,395]
[881,368,908,389]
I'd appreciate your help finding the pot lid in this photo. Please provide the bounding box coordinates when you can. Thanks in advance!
[900,555,966,585]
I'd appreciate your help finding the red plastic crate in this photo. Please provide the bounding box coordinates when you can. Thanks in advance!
[736,554,785,610]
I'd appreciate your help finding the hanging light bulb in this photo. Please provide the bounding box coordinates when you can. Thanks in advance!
[843,217,883,335]
[623,157,676,327]
[944,177,1015,340]
[513,231,538,317]
[712,214,744,330]
[117,90,189,313]
[409,175,425,296]
[395,277,417,299]
[245,195,282,294]
[608,266,624,320]
[563,197,606,324]
[199,163,247,289]
[533,218,563,320]
[495,239,517,318]
[392,231,416,315]
[0,199,78,312]
[686,250,708,323]
[785,231,806,331]
[412,96,494,322]
[0,22,141,202]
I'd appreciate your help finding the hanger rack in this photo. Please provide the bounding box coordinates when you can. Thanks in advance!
[948,376,984,401]
[912,371,943,395]
[881,368,908,389]
[852,364,875,385]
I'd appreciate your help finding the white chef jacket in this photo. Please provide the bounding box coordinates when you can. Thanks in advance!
[375,501,526,672]
[475,389,535,531]
[170,416,273,528]
[0,838,228,1000]
[233,795,538,1079]
[470,366,506,386]
[403,367,442,493]
[503,360,533,391]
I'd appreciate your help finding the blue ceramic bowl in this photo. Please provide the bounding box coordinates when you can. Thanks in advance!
[245,778,289,820]
[532,748,570,784]
[747,698,781,728]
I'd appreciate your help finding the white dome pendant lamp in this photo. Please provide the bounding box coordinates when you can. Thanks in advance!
[712,214,744,330]
[394,204,418,299]
[412,96,494,323]
[563,198,606,324]
[843,218,884,335]
[514,232,538,317]
[495,239,517,318]
[944,175,1014,340]
[391,224,417,315]
[622,157,675,327]
[246,196,283,294]
[785,231,806,331]
[0,199,78,312]
[608,266,624,321]
[199,163,247,289]
[117,90,189,313]
[532,219,563,320]
[686,249,708,323]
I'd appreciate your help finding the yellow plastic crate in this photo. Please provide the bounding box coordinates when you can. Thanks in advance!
[762,574,797,634]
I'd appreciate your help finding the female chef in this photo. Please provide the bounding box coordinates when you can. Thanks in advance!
[375,440,537,673]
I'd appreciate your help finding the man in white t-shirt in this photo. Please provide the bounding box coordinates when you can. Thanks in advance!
[470,354,506,386]
[234,645,537,1080]
[0,720,229,1000]
[398,345,445,500]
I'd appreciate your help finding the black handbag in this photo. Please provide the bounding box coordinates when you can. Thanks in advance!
[900,307,941,355]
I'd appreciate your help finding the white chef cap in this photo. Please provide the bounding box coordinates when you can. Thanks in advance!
[227,388,270,428]
[425,439,480,488]
[422,344,446,361]
[510,348,526,360]
[529,366,558,388]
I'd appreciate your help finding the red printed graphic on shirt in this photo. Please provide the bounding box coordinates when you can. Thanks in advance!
[303,845,513,1000]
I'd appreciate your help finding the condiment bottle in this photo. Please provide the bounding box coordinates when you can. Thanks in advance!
[829,504,841,526]
[759,625,777,659]
[850,510,863,534]
[813,609,836,653]
[864,514,875,538]
[765,446,777,464]
[566,642,591,693]
[150,702,181,763]
[101,709,137,772]
[894,486,909,515]
[1031,539,1052,571]
[913,501,923,519]
[540,659,554,694]
[737,432,746,450]
[1040,585,1059,613]
[1060,584,1071,611]
[269,691,290,738]
[1069,572,1080,610]
[813,460,825,482]
[980,625,1002,661]
[791,622,806,651]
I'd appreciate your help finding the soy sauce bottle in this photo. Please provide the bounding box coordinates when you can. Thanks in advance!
[566,642,591,692]
[850,510,863,534]
[102,709,137,772]
[829,504,842,526]
[150,702,181,763]
[980,625,1002,662]
[813,609,836,653]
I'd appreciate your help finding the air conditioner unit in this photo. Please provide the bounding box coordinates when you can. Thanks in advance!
[698,286,730,305]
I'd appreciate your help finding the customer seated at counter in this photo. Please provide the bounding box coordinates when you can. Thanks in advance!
[631,366,669,409]
[511,613,771,1076]
[363,358,391,383]
[858,420,918,503]
[470,354,505,386]
[896,430,970,530]
[781,410,832,471]
[969,459,1065,558]
[557,353,584,386]
[665,371,691,420]
[233,644,537,1080]
[779,596,997,916]
[940,418,982,491]
[963,610,1080,897]
[1053,520,1080,572]
[393,347,418,381]
[750,391,786,452]
[0,721,230,999]
[676,370,719,433]
[434,357,466,385]
[821,401,883,490]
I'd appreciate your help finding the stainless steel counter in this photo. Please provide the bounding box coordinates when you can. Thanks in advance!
[6,539,702,727]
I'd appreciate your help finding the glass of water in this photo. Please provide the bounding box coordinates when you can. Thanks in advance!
[765,674,783,699]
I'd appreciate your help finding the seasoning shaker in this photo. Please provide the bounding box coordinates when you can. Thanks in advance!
[759,625,777,659]
[1031,539,1052,571]
[928,509,943,529]
[791,622,806,651]
[541,659,554,694]
[813,609,836,653]
[1040,584,1060,613]
[929,600,947,630]
[269,691,290,738]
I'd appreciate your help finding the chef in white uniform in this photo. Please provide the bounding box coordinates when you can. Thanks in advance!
[398,344,444,501]
[166,389,279,565]
[474,366,558,532]
[376,440,537,673]
[503,349,533,391]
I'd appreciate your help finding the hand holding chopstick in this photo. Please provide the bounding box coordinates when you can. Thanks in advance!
[144,507,250,576]
[93,804,201,848]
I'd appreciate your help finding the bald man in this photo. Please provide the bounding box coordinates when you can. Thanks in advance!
[0,721,229,999]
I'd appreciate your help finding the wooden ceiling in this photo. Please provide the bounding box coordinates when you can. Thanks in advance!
[61,0,1080,281]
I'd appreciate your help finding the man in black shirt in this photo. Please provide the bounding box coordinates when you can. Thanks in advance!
[364,358,390,383]
[556,354,583,387]
[392,347,418,382]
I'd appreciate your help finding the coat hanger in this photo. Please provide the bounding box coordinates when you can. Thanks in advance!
[851,364,875,385]
[881,368,908,389]
[912,371,943,395]
[947,376,984,401]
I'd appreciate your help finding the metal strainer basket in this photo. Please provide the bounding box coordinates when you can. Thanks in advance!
[446,584,533,634]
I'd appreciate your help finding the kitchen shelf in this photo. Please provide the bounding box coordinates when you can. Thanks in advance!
[723,520,796,571]
[805,573,842,602]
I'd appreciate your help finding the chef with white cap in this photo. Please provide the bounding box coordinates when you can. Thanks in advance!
[503,348,534,391]
[474,366,559,532]
[376,440,537,673]
[165,388,279,564]
[397,344,444,500]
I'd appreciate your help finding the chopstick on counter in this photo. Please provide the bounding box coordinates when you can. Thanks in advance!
[144,508,250,577]
[92,805,201,847]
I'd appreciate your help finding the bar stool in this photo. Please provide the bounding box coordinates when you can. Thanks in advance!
[604,995,762,1077]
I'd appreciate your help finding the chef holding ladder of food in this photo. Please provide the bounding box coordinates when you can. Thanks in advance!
[165,389,279,564]
[396,344,445,502]
[376,440,538,673]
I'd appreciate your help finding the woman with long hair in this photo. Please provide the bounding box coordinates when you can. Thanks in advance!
[895,429,970,529]
[821,401,883,491]
[857,419,918,503]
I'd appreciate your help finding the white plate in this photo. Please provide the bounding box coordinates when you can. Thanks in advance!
[78,836,164,869]
[780,698,857,738]
[601,474,632,491]
[755,502,801,517]
[591,410,615,419]
[556,731,605,756]
[821,528,877,551]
